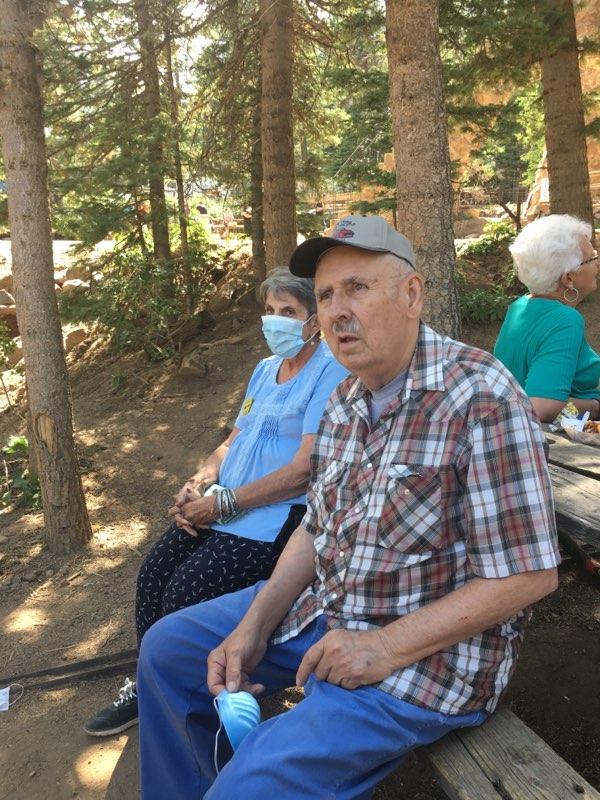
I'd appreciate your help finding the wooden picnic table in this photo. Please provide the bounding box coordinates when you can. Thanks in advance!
[546,432,600,577]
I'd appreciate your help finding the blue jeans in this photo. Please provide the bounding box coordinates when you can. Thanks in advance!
[137,582,487,800]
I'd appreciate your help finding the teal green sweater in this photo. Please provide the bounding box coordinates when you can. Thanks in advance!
[494,295,600,401]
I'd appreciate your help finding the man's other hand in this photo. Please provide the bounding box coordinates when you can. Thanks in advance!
[296,629,396,690]
[207,624,268,697]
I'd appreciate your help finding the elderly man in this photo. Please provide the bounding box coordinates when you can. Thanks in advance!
[137,216,559,800]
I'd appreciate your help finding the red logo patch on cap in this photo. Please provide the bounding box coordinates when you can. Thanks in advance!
[332,227,354,239]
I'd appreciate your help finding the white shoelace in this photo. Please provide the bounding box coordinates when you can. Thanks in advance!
[114,677,137,707]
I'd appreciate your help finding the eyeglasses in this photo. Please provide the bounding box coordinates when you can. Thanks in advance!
[580,253,598,267]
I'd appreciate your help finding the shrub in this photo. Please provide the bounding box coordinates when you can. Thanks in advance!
[60,229,224,360]
[457,220,515,259]
[1,435,41,510]
[459,286,513,324]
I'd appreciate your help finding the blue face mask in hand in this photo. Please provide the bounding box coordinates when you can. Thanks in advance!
[261,314,317,359]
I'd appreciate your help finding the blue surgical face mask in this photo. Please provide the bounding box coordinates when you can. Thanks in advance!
[261,314,316,359]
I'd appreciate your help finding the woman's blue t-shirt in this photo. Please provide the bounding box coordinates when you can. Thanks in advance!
[211,342,348,543]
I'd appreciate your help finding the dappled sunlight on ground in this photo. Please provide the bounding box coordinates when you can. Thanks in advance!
[74,738,130,790]
[4,604,47,636]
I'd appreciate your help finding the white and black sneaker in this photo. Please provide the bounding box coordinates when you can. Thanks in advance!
[84,677,138,737]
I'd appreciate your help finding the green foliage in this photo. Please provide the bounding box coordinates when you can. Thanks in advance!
[0,322,16,370]
[60,227,222,359]
[457,220,515,258]
[1,436,41,510]
[459,286,513,323]
[456,221,519,324]
[296,210,326,239]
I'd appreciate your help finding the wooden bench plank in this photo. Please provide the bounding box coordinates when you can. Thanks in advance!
[549,464,600,557]
[424,707,600,800]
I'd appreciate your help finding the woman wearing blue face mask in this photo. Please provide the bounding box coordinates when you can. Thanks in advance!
[84,267,348,738]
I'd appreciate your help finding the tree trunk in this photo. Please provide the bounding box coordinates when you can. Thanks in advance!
[260,0,296,270]
[165,29,194,314]
[251,91,266,284]
[0,1,92,553]
[385,0,461,338]
[134,0,171,263]
[539,0,593,226]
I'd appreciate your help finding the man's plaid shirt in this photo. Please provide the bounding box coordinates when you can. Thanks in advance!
[272,324,559,714]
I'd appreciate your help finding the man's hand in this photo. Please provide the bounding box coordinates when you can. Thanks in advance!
[207,624,268,697]
[296,629,397,690]
[168,494,218,531]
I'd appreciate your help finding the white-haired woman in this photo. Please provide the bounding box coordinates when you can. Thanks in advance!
[494,214,600,423]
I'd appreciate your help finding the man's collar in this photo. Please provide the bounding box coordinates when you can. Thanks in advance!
[406,323,446,394]
[340,323,447,418]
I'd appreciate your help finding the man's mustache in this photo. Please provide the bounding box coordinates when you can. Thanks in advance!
[332,318,361,336]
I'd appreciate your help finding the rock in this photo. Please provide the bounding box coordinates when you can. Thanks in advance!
[64,328,87,353]
[453,217,488,237]
[0,304,18,336]
[24,570,39,582]
[11,575,21,587]
[45,568,54,577]
[0,274,13,293]
[0,575,13,589]
[53,269,66,285]
[61,279,89,295]
[0,289,14,305]
[65,262,91,282]
[0,534,7,544]
[54,283,62,293]
[178,350,208,379]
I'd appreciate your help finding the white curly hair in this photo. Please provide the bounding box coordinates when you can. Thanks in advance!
[509,214,593,294]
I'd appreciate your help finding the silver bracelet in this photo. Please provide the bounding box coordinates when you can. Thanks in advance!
[215,488,240,523]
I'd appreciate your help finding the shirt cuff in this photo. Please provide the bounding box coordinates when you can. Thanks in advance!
[468,549,561,579]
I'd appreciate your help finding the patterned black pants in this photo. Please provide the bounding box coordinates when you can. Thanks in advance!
[134,506,305,646]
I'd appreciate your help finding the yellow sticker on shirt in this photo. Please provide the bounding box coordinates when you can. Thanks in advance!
[241,397,254,415]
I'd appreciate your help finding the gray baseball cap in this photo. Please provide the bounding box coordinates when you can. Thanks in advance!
[289,215,416,278]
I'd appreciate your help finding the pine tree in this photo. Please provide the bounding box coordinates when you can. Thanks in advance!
[386,0,461,337]
[0,0,92,553]
[538,0,593,223]
[260,0,296,269]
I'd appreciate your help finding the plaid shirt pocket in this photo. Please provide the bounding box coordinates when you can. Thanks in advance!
[379,466,444,553]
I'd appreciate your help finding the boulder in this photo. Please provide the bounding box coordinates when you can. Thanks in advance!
[64,327,87,353]
[61,278,89,295]
[65,262,91,282]
[0,274,13,294]
[0,305,18,336]
[0,289,14,305]
[178,350,208,379]
[453,217,488,237]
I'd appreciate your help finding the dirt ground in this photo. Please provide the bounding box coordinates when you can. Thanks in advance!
[1,287,600,799]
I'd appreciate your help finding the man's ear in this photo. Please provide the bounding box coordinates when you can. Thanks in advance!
[405,273,424,319]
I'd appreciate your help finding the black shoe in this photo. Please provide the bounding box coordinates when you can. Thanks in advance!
[84,677,138,737]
